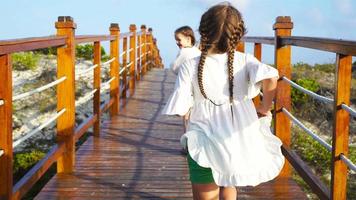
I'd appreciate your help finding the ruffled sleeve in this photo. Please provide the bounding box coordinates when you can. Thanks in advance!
[162,61,193,116]
[246,54,279,98]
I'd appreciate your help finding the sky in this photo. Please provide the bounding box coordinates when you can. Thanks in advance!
[1,0,355,66]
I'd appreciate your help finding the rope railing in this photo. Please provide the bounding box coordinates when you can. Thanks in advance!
[282,107,332,151]
[75,64,98,79]
[127,48,134,53]
[119,65,129,75]
[12,77,67,102]
[119,51,125,58]
[140,43,144,47]
[75,89,97,107]
[282,76,334,104]
[340,154,356,172]
[101,77,115,89]
[12,109,66,148]
[341,104,356,118]
[101,57,116,66]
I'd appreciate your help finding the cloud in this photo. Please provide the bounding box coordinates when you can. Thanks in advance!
[196,0,249,11]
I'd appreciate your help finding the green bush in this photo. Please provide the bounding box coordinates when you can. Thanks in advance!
[293,62,312,70]
[12,52,40,71]
[34,47,57,55]
[314,63,335,73]
[13,150,45,173]
[76,44,106,60]
[291,78,320,106]
[292,129,331,174]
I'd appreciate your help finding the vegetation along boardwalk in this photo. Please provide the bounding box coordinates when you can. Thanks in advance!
[35,69,307,200]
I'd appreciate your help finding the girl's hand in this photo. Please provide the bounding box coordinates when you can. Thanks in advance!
[256,105,271,118]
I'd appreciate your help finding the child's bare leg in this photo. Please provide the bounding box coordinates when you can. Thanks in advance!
[192,183,219,200]
[219,186,237,200]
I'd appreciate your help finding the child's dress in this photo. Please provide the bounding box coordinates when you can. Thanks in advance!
[170,46,201,75]
[162,51,285,187]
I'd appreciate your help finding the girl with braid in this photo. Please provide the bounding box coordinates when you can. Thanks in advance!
[162,3,284,200]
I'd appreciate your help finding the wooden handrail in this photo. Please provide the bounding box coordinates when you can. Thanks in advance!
[0,36,67,55]
[0,14,163,199]
[279,36,356,56]
[242,36,274,45]
[75,35,116,44]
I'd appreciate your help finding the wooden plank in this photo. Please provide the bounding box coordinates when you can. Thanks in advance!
[273,16,293,177]
[36,69,307,200]
[129,24,137,95]
[74,114,98,141]
[136,26,142,80]
[109,23,120,116]
[242,37,275,45]
[75,35,115,44]
[0,54,13,200]
[0,36,67,55]
[282,146,330,199]
[280,36,356,56]
[55,16,76,173]
[12,144,65,200]
[93,41,101,137]
[331,54,352,200]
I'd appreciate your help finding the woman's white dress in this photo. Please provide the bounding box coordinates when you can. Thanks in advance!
[170,46,201,75]
[162,51,285,187]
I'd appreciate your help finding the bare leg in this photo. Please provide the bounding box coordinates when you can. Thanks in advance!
[192,183,219,200]
[219,187,237,200]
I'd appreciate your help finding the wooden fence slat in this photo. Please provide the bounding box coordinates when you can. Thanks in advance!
[122,37,128,99]
[55,16,76,173]
[109,23,120,116]
[93,41,101,137]
[129,24,137,95]
[141,25,147,75]
[273,16,293,177]
[0,54,13,200]
[253,43,262,106]
[331,54,352,200]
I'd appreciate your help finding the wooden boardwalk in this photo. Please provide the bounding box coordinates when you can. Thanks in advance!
[35,69,307,200]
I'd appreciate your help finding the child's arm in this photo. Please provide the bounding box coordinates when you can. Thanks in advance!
[256,76,278,116]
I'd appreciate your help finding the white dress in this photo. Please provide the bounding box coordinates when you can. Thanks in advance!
[170,46,201,75]
[162,51,285,187]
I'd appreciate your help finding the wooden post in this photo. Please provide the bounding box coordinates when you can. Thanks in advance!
[129,24,137,96]
[122,37,128,99]
[136,29,141,81]
[0,54,13,200]
[273,16,293,177]
[253,43,262,106]
[147,28,154,70]
[109,23,120,116]
[93,41,101,136]
[55,16,76,173]
[236,41,245,53]
[331,54,352,200]
[141,25,147,75]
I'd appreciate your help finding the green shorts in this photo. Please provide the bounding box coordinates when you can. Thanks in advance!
[187,153,215,184]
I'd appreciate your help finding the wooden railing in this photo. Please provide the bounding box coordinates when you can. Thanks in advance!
[0,16,163,200]
[239,16,356,200]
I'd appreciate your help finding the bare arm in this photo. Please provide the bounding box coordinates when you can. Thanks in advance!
[256,76,278,116]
